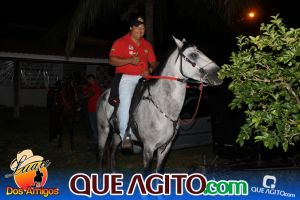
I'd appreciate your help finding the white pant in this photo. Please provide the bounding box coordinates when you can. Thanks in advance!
[118,74,141,140]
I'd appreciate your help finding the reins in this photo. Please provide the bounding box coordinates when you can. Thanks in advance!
[134,43,212,153]
[60,88,72,109]
[143,75,178,81]
[142,75,204,125]
[179,83,203,125]
[140,76,204,153]
[60,84,78,110]
[143,75,201,84]
[141,43,213,125]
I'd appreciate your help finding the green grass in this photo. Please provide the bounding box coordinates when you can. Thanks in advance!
[0,107,216,172]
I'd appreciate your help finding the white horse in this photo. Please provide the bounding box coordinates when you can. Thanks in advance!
[96,37,222,173]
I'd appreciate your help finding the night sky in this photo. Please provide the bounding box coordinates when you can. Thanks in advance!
[1,1,299,39]
[0,0,299,63]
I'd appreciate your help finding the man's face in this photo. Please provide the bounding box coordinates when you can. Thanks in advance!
[87,78,95,85]
[130,24,145,40]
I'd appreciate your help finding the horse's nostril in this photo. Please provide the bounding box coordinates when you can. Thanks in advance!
[199,68,205,74]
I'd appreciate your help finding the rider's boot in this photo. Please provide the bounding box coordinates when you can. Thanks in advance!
[121,128,133,153]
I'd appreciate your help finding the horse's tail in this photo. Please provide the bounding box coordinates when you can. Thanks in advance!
[97,89,112,117]
[96,89,115,171]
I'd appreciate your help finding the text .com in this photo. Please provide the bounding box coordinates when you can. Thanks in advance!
[69,173,248,197]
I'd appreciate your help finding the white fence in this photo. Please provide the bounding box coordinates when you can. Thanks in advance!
[0,61,104,107]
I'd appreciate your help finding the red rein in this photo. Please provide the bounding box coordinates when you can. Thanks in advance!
[143,75,178,81]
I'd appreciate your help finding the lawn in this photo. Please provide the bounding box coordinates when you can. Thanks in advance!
[0,107,216,172]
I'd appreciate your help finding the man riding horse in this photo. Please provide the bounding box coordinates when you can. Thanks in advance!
[97,17,222,173]
[108,16,158,151]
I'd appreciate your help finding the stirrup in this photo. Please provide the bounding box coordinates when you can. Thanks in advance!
[121,136,133,153]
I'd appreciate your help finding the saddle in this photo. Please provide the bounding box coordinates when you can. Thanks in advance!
[109,76,149,153]
[108,74,122,106]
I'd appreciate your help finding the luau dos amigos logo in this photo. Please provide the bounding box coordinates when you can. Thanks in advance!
[5,149,59,197]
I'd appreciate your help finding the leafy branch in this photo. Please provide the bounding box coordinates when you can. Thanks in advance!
[219,15,300,152]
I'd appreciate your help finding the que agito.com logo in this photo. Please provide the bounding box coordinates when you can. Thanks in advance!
[5,149,59,197]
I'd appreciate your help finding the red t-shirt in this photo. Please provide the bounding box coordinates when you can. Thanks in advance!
[109,33,156,75]
[84,83,101,113]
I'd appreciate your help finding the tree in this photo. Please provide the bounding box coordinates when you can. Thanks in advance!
[65,0,259,55]
[65,0,152,55]
[218,15,300,152]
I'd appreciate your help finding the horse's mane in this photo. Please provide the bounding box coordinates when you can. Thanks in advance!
[129,46,177,119]
[147,41,194,86]
[154,46,177,75]
[59,77,77,107]
[147,46,177,86]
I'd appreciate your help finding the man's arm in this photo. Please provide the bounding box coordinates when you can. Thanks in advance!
[109,55,140,67]
[80,86,94,100]
[140,61,159,76]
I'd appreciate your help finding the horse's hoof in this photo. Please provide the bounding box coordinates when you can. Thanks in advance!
[133,145,142,154]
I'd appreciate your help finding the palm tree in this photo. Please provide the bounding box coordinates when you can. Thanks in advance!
[65,0,260,55]
[65,0,145,55]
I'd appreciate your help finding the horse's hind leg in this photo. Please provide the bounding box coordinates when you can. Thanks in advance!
[97,121,110,172]
[109,133,121,173]
[156,143,172,174]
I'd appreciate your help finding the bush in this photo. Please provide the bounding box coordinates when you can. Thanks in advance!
[218,15,300,152]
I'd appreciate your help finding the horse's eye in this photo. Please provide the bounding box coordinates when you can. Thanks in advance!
[189,53,198,59]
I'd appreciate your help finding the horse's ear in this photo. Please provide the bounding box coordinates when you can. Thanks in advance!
[172,36,184,49]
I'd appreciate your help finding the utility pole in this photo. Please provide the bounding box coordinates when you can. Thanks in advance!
[13,61,20,119]
[145,0,154,46]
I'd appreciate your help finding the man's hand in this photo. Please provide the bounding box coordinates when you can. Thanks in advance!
[130,54,140,65]
[140,69,150,76]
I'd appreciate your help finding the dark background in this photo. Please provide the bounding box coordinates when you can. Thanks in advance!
[0,0,299,163]
[1,0,299,47]
[0,0,299,68]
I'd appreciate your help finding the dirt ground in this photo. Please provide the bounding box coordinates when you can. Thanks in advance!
[1,107,299,173]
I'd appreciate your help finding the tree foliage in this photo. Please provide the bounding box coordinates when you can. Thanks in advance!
[219,15,300,152]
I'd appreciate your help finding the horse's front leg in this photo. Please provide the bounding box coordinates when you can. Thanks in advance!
[143,145,155,176]
[156,142,173,174]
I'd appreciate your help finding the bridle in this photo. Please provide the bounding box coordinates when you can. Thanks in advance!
[142,43,211,123]
[135,43,213,152]
[143,43,214,85]
[178,43,214,85]
[60,81,80,110]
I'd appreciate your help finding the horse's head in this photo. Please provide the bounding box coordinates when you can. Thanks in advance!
[60,76,83,107]
[173,37,222,86]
